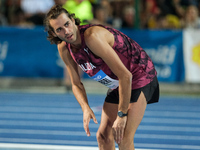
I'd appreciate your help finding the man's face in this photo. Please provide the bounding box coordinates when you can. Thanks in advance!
[50,13,78,44]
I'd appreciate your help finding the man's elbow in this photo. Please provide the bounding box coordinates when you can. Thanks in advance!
[121,71,132,83]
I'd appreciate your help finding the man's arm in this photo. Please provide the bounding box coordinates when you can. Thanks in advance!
[84,26,132,117]
[84,26,132,143]
[57,41,98,136]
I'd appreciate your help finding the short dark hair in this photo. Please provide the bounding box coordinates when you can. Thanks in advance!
[44,5,81,45]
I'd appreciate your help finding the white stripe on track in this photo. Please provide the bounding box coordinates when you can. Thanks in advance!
[0,119,200,129]
[0,143,101,150]
[0,106,83,114]
[0,143,157,150]
[0,113,86,121]
[135,143,200,150]
[1,142,199,150]
[0,143,159,150]
[0,120,97,128]
[145,110,200,118]
[1,129,199,141]
[142,118,200,125]
[0,129,93,136]
[1,110,199,121]
[0,118,199,128]
[0,138,97,146]
[146,106,200,112]
[138,125,200,132]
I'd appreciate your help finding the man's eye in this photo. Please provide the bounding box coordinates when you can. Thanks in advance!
[56,28,61,32]
[65,23,69,26]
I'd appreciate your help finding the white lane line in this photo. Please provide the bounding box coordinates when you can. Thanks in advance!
[0,119,200,129]
[0,138,97,146]
[0,106,83,114]
[0,129,94,136]
[0,143,100,150]
[0,113,88,120]
[0,111,199,122]
[1,124,199,133]
[144,110,200,118]
[1,141,199,150]
[0,143,159,150]
[138,125,200,132]
[135,143,200,150]
[135,133,200,140]
[0,120,98,128]
[0,129,199,141]
[0,110,199,120]
[142,118,200,125]
[146,106,200,112]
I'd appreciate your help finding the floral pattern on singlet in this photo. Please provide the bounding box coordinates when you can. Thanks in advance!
[66,24,157,89]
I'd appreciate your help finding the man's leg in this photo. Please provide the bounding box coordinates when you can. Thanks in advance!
[96,91,147,150]
[118,92,147,150]
[96,102,118,150]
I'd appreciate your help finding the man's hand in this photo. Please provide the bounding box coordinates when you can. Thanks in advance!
[83,108,98,136]
[112,116,127,144]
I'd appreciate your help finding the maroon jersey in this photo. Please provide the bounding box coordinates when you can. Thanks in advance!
[66,24,157,89]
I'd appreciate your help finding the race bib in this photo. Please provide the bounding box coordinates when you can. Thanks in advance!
[90,70,119,89]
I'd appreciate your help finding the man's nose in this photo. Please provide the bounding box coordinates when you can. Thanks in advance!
[64,27,69,34]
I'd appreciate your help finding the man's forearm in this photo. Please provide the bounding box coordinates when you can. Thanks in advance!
[72,82,90,111]
[118,76,132,113]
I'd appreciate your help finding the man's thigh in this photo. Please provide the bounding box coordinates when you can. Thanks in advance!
[98,102,118,132]
[98,91,146,140]
[123,92,147,140]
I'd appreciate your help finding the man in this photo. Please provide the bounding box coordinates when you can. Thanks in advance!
[44,5,159,150]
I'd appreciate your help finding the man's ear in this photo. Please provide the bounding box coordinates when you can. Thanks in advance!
[71,18,75,23]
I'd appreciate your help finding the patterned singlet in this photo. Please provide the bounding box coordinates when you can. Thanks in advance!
[66,24,157,90]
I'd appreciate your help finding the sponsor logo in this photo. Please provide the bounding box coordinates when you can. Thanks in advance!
[0,41,8,73]
[79,62,96,71]
[192,42,200,66]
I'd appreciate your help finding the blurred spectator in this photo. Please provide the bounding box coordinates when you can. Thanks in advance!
[154,14,168,29]
[122,6,135,28]
[164,0,185,18]
[148,13,182,30]
[198,1,200,16]
[110,1,134,29]
[20,0,54,25]
[54,0,67,5]
[165,14,182,29]
[141,0,161,29]
[100,0,113,25]
[89,4,112,26]
[4,0,21,25]
[0,13,7,26]
[0,0,8,26]
[62,0,93,25]
[184,5,200,29]
[12,7,34,28]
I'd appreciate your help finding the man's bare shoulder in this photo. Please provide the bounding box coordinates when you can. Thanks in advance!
[84,25,110,37]
[84,25,114,46]
[57,41,68,52]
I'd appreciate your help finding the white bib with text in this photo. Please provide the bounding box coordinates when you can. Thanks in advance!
[91,70,119,89]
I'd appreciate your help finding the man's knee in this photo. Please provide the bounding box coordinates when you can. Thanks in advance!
[96,131,113,145]
[118,136,134,150]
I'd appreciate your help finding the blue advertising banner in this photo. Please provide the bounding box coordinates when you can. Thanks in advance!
[0,27,185,82]
[121,29,185,82]
[0,27,63,78]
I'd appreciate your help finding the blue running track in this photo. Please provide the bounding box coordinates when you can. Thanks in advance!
[0,92,200,150]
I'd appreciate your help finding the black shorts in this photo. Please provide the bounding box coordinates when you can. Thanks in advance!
[105,76,159,104]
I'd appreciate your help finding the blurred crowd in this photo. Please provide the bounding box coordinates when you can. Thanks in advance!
[0,0,200,29]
